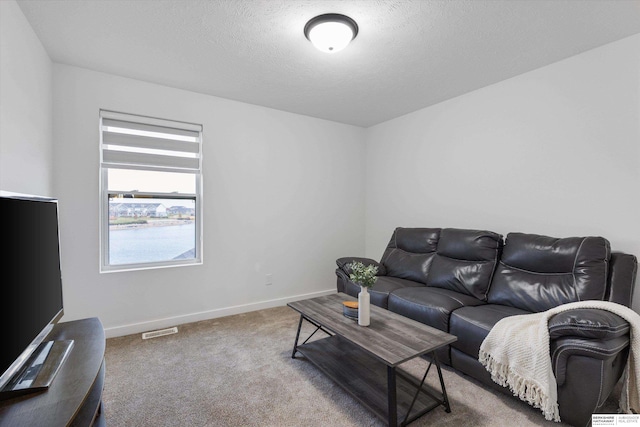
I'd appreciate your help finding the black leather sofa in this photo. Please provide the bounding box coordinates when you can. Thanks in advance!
[336,227,638,427]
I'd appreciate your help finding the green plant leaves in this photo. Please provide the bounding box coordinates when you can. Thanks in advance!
[347,261,378,288]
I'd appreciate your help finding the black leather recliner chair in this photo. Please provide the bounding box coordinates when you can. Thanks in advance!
[336,227,637,427]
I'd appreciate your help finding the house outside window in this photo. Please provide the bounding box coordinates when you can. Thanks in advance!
[99,110,203,272]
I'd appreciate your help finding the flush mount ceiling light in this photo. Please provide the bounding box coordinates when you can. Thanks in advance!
[304,13,358,53]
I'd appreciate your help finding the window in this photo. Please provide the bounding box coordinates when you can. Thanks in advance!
[99,110,203,272]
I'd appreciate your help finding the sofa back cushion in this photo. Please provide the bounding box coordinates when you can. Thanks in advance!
[487,233,610,312]
[426,228,503,300]
[380,228,441,284]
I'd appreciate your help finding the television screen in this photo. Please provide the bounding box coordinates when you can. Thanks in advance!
[0,193,64,389]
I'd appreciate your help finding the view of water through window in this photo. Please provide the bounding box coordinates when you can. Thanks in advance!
[108,198,196,265]
[109,222,195,265]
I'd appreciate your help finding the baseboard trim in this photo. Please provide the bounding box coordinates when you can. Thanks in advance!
[104,288,336,338]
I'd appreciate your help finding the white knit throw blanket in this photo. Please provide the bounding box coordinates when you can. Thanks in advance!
[479,300,640,422]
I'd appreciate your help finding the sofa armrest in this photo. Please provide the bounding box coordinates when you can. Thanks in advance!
[548,309,632,387]
[550,336,629,387]
[336,257,386,276]
[548,309,630,340]
[607,252,638,306]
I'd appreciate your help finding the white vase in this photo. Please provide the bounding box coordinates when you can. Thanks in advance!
[358,286,370,326]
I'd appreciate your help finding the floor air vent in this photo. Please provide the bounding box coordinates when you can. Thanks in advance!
[142,327,178,340]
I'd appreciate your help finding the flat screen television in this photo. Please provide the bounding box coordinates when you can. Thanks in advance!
[0,191,72,399]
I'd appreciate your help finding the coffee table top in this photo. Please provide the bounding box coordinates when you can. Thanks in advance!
[288,292,457,367]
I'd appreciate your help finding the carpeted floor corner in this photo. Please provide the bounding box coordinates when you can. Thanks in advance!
[102,306,619,426]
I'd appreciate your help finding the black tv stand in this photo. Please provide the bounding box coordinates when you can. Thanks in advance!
[0,318,105,426]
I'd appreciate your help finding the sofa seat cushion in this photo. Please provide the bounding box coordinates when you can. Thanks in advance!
[344,276,424,309]
[388,287,485,332]
[449,304,532,358]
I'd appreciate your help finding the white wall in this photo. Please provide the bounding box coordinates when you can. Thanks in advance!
[365,34,640,312]
[0,0,52,196]
[4,1,638,334]
[53,65,366,337]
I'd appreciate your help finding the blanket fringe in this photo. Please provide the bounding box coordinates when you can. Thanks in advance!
[479,350,561,422]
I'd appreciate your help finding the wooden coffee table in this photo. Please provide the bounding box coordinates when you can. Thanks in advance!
[288,293,457,427]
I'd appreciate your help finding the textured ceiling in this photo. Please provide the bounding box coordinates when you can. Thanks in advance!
[16,0,640,127]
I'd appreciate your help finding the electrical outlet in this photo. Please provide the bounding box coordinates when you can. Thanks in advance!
[265,273,273,286]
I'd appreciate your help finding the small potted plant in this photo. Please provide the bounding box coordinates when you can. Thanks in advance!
[347,261,378,326]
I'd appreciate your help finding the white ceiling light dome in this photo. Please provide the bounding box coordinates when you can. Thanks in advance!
[304,14,359,53]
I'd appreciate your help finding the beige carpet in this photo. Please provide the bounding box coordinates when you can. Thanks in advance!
[103,306,619,426]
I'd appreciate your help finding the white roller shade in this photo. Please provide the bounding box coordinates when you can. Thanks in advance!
[100,111,202,172]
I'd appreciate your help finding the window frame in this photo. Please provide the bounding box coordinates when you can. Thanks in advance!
[99,110,203,273]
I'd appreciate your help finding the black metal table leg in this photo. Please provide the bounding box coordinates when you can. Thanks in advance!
[402,360,433,425]
[433,352,451,413]
[291,315,304,358]
[387,366,397,426]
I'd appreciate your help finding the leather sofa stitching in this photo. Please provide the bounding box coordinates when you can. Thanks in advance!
[602,242,611,302]
[390,291,464,310]
[597,361,604,407]
[550,324,628,331]
[549,325,627,333]
[551,321,628,330]
[434,253,494,264]
[552,341,628,372]
[549,324,628,333]
[553,340,628,360]
[549,328,628,338]
[484,244,500,300]
[620,259,638,305]
[571,237,587,303]
[497,260,573,275]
